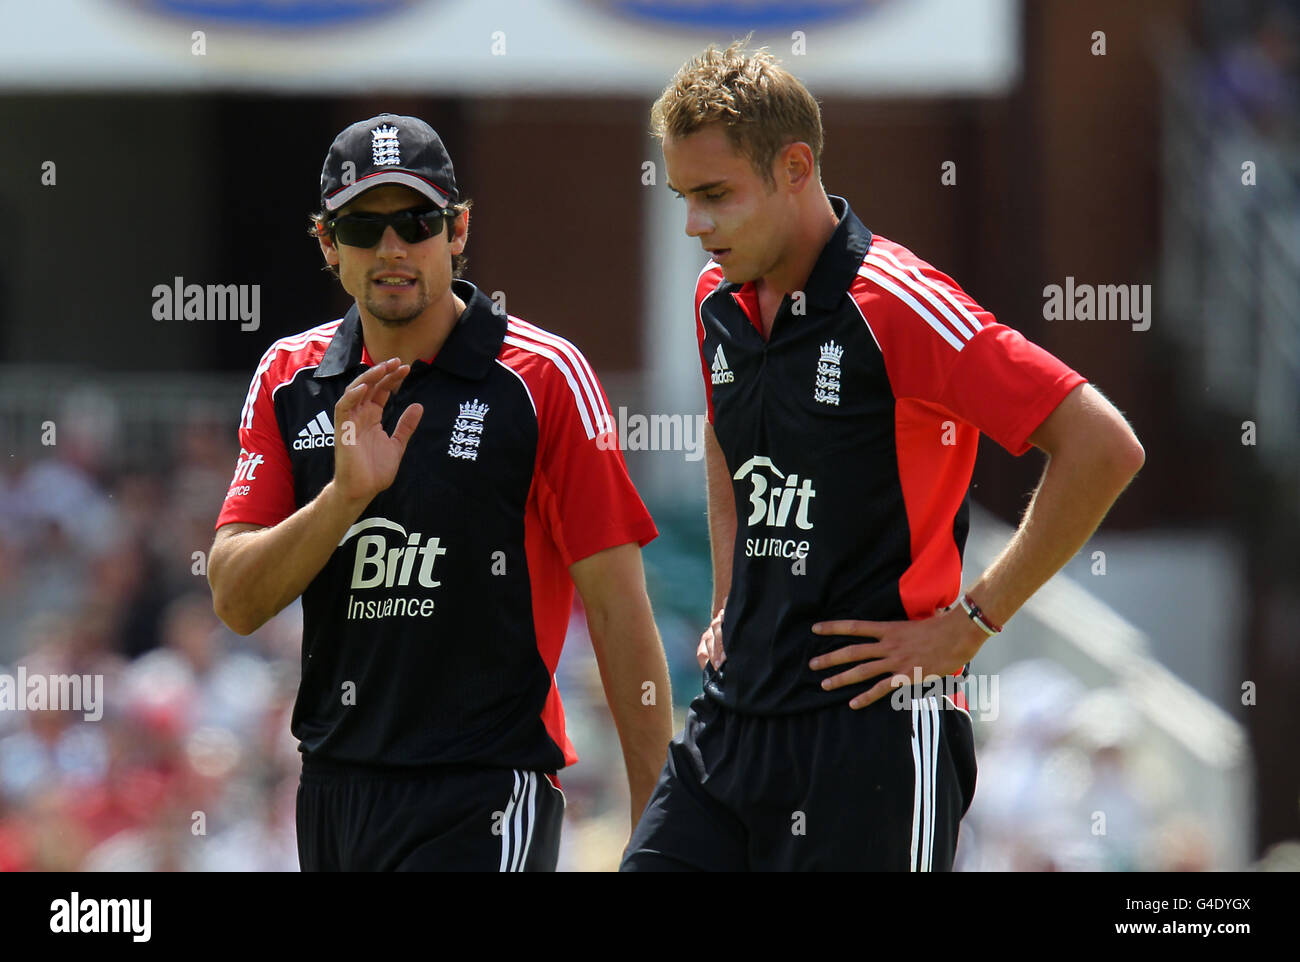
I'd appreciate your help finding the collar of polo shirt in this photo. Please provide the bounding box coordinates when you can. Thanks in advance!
[315,279,505,381]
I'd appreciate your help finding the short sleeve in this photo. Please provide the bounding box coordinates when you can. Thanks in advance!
[939,326,1086,456]
[857,245,1086,456]
[533,353,658,567]
[214,363,296,530]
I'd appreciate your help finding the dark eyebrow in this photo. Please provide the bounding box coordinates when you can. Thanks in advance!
[667,180,728,196]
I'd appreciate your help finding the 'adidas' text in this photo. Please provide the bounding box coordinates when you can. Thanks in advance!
[294,411,335,450]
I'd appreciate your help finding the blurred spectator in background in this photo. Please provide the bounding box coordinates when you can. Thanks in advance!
[0,428,1255,872]
[1201,3,1299,137]
[957,660,1213,872]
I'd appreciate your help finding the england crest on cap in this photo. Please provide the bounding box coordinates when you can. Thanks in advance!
[371,124,401,167]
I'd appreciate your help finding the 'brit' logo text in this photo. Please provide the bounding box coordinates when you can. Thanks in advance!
[733,456,816,564]
[339,517,447,620]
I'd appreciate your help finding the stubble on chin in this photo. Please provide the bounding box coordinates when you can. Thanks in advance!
[365,280,429,326]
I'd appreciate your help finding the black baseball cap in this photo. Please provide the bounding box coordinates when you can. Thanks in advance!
[320,113,459,212]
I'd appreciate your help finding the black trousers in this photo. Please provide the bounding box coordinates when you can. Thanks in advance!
[621,691,977,871]
[297,761,565,872]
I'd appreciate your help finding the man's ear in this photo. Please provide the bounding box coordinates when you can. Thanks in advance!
[777,142,816,194]
[449,209,469,256]
[318,227,340,269]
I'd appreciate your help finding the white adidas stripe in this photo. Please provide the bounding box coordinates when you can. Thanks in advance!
[515,772,538,872]
[508,318,610,428]
[509,771,527,872]
[511,318,603,400]
[241,326,337,428]
[910,696,941,872]
[503,335,594,438]
[867,247,984,336]
[503,330,608,440]
[239,321,341,431]
[495,359,537,418]
[863,253,977,341]
[858,266,965,353]
[846,292,883,354]
[925,696,935,873]
[509,771,537,872]
[910,701,923,872]
[924,697,938,871]
[499,770,522,872]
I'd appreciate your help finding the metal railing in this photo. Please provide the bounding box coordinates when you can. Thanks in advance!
[0,365,249,465]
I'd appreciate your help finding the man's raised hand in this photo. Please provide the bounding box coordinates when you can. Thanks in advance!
[332,358,424,502]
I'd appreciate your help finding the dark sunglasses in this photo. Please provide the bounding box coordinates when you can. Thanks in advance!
[327,207,454,248]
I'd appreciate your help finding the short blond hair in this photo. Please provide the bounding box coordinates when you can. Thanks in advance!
[651,39,824,185]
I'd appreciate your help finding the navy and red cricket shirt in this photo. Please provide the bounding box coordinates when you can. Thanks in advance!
[215,279,657,771]
[697,196,1086,715]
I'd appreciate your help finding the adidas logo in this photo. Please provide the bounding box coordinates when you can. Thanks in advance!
[710,344,735,385]
[293,411,335,450]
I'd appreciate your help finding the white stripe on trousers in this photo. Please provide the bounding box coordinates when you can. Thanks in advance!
[498,771,538,873]
[511,773,536,872]
[910,697,941,871]
[518,773,538,872]
[499,771,521,872]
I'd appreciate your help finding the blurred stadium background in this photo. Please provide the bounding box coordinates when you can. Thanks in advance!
[0,0,1297,871]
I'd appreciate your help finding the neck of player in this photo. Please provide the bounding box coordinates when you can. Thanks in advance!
[756,191,839,335]
[360,287,466,368]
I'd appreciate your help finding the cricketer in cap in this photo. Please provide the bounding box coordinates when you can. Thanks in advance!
[208,113,674,871]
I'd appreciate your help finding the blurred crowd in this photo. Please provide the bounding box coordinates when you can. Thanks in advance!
[0,403,1253,872]
[0,407,302,870]
[1200,1,1300,138]
[954,661,1216,872]
[0,399,689,872]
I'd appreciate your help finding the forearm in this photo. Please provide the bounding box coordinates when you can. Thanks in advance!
[704,423,736,615]
[967,443,1142,629]
[586,594,674,825]
[209,481,371,634]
